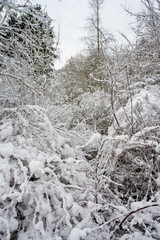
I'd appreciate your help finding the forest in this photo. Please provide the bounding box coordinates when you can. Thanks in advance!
[0,0,160,239]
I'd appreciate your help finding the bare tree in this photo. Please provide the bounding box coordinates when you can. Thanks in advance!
[89,0,104,57]
[84,0,107,58]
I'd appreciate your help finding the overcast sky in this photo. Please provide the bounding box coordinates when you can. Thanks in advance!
[35,0,142,68]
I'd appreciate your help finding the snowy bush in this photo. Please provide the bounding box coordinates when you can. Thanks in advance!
[0,105,97,239]
[48,90,111,135]
[48,103,83,130]
[1,104,159,239]
[91,86,160,202]
[78,90,111,134]
[78,85,160,239]
[109,85,160,137]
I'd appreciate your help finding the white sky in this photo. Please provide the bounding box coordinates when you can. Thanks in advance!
[35,0,142,68]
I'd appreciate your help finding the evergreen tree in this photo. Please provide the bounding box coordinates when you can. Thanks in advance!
[0,1,58,105]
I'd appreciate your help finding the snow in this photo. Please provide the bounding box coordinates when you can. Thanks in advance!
[0,92,159,240]
[0,106,100,239]
[9,217,18,232]
[68,228,87,240]
[0,15,160,235]
[0,122,13,141]
[29,160,44,178]
[155,144,160,153]
[156,173,160,187]
[121,232,154,240]
[77,132,101,150]
[85,132,102,145]
[0,142,14,158]
[130,200,147,211]
[108,85,160,137]
[3,0,160,239]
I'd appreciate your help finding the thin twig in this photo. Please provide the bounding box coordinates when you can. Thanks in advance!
[119,203,159,228]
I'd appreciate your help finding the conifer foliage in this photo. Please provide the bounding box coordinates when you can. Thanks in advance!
[0,0,57,106]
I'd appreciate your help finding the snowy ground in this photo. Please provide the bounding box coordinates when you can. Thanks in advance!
[0,86,160,239]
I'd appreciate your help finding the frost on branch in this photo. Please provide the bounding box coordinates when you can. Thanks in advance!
[1,1,160,239]
[91,86,160,202]
[79,85,160,239]
[0,106,98,240]
[1,103,159,239]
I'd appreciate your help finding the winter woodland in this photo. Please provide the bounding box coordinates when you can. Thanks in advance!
[0,0,160,239]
